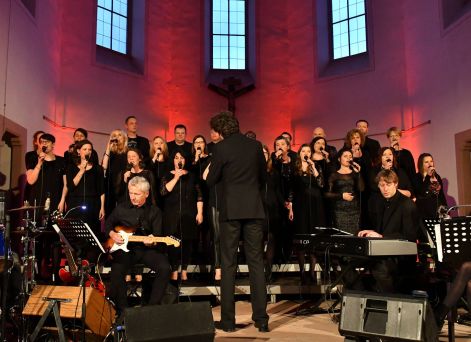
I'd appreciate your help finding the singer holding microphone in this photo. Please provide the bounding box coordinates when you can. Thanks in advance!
[413,153,447,219]
[25,133,67,280]
[102,129,128,218]
[121,148,156,206]
[160,149,203,281]
[325,147,364,234]
[150,136,170,209]
[386,127,416,183]
[65,139,105,250]
[292,144,325,284]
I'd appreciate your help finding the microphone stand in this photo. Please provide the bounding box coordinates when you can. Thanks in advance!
[77,258,90,342]
[445,204,471,217]
[1,215,10,342]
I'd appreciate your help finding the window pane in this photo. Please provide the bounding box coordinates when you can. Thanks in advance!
[212,0,246,69]
[96,0,128,54]
[331,0,367,59]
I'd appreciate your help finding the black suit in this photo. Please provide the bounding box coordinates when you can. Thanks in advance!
[206,133,268,328]
[368,191,419,293]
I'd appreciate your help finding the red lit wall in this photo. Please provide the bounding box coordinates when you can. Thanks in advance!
[1,1,470,200]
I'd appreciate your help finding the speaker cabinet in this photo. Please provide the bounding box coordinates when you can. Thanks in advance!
[124,302,215,341]
[23,285,115,337]
[339,290,438,341]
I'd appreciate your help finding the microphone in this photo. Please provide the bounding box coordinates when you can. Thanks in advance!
[197,147,201,151]
[178,161,183,169]
[85,154,90,162]
[430,169,436,176]
[277,148,283,160]
[303,155,308,161]
[110,139,118,144]
[126,162,133,171]
[157,148,162,155]
[386,159,392,163]
[41,146,47,153]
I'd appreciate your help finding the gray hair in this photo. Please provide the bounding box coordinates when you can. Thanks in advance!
[128,176,150,193]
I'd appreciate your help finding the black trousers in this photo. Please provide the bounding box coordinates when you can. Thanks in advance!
[109,248,170,312]
[220,219,268,327]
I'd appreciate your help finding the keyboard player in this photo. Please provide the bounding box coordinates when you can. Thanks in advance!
[356,169,419,293]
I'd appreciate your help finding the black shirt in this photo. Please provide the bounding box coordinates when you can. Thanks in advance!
[25,154,66,209]
[105,201,163,237]
[167,140,193,158]
[127,135,151,163]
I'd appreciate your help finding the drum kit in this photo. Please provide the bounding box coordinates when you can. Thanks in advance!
[0,201,53,340]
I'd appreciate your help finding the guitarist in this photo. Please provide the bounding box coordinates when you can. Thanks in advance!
[105,176,171,312]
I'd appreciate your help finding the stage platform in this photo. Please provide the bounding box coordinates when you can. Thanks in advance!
[213,300,471,341]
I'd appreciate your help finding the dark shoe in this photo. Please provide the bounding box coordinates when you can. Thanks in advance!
[433,303,449,331]
[214,320,236,332]
[254,321,269,332]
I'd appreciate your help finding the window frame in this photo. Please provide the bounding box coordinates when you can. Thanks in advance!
[96,0,132,55]
[210,0,249,71]
[328,0,368,61]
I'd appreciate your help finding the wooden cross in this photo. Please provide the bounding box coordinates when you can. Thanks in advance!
[208,77,255,114]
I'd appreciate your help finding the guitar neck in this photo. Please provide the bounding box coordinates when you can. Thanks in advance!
[64,247,78,275]
[128,236,164,243]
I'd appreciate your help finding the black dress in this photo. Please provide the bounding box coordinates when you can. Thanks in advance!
[104,152,127,217]
[65,163,105,236]
[262,169,285,234]
[395,149,415,185]
[151,159,170,209]
[292,165,325,235]
[325,172,364,234]
[160,171,203,240]
[413,172,447,219]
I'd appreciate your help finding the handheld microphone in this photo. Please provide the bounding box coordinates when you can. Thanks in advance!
[197,147,201,151]
[41,146,47,153]
[85,154,90,162]
[110,139,118,144]
[430,168,436,176]
[126,162,133,171]
[277,148,283,160]
[303,155,308,161]
[386,159,392,163]
[178,161,183,169]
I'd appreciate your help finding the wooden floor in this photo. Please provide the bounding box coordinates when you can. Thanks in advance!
[212,300,471,341]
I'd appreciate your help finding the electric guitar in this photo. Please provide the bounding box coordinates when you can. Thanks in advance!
[104,226,181,253]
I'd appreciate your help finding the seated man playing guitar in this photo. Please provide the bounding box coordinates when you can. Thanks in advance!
[105,176,171,312]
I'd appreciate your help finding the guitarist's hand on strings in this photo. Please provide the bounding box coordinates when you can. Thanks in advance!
[110,230,124,245]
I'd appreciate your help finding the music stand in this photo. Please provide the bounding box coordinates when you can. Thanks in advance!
[434,217,471,268]
[52,219,105,255]
[52,219,105,342]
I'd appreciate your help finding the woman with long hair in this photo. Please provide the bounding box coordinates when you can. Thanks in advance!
[65,140,105,262]
[121,148,156,205]
[413,153,447,219]
[325,147,364,235]
[386,127,416,183]
[102,129,128,217]
[150,136,170,209]
[261,145,286,282]
[190,135,211,269]
[291,144,325,283]
[161,149,203,281]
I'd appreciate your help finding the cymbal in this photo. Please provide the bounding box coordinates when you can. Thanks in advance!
[8,205,44,212]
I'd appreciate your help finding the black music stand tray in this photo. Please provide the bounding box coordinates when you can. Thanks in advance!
[52,219,105,255]
[51,219,105,342]
[432,217,471,342]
